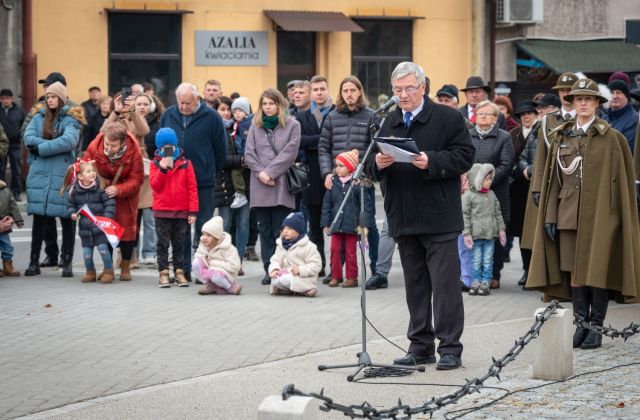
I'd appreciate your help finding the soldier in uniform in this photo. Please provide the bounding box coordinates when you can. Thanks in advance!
[527,79,640,350]
[521,73,579,259]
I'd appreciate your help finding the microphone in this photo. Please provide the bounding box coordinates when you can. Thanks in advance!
[374,96,399,114]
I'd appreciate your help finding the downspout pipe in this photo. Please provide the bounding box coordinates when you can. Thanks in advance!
[21,0,36,111]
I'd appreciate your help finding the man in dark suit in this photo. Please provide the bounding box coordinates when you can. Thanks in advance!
[371,62,475,370]
[458,76,506,130]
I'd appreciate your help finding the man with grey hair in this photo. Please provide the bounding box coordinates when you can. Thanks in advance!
[160,82,227,280]
[369,62,474,370]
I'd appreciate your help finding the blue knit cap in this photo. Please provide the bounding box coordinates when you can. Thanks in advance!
[282,212,306,235]
[155,127,180,159]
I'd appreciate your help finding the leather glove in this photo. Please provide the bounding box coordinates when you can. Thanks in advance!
[532,191,540,207]
[27,145,40,156]
[544,223,557,242]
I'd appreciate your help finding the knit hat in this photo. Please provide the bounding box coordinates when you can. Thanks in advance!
[202,216,224,240]
[155,127,178,150]
[45,82,67,101]
[282,212,306,235]
[608,71,631,86]
[608,79,630,100]
[336,149,359,172]
[231,96,251,116]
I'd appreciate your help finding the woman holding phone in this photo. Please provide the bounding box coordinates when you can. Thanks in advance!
[244,88,301,285]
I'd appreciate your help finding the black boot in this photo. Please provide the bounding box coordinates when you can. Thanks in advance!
[25,253,41,276]
[518,271,528,287]
[61,254,74,278]
[40,255,58,267]
[571,286,590,348]
[581,287,609,349]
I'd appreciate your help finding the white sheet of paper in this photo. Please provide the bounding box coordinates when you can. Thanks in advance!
[377,141,419,163]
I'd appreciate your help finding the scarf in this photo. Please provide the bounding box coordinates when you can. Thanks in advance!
[78,180,97,190]
[475,124,495,138]
[262,115,279,130]
[223,118,234,129]
[311,99,333,127]
[480,187,490,193]
[282,233,304,250]
[105,144,127,162]
[339,174,353,184]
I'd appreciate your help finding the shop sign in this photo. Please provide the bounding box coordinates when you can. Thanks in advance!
[195,31,268,66]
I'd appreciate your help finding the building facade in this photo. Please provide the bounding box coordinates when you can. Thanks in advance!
[9,0,475,108]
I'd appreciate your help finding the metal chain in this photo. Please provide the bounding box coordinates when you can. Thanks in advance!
[573,313,640,341]
[282,301,561,419]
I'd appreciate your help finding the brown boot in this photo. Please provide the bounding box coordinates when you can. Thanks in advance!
[2,260,19,277]
[81,270,97,283]
[342,278,359,288]
[158,270,171,288]
[119,260,132,281]
[100,269,115,284]
[174,269,189,287]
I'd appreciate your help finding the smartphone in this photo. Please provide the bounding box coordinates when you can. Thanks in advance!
[121,87,132,100]
[163,145,174,168]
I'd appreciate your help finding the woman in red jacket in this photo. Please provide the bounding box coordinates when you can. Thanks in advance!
[149,127,199,288]
[84,122,144,281]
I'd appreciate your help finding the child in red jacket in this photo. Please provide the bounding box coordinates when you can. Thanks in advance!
[150,128,199,288]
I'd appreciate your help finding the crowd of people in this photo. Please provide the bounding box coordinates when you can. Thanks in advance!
[1,62,640,369]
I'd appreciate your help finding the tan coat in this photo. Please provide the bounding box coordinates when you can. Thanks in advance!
[193,232,241,282]
[528,118,640,302]
[268,235,321,294]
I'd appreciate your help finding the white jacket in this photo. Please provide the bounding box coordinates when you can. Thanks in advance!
[193,232,241,281]
[268,235,321,293]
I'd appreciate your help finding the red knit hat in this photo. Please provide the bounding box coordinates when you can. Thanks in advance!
[336,149,359,172]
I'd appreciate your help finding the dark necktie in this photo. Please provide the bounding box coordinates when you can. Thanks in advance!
[404,112,412,128]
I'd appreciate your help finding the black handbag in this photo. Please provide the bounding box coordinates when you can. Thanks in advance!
[264,129,310,194]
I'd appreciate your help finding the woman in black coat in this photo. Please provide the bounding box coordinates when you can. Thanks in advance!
[468,100,515,288]
[83,95,112,151]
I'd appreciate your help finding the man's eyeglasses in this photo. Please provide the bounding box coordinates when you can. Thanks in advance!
[392,85,421,95]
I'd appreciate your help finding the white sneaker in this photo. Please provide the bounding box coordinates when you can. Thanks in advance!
[140,256,157,266]
[230,193,248,209]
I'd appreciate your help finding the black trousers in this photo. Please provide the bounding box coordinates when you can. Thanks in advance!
[255,206,291,273]
[155,218,188,271]
[306,204,325,270]
[397,233,464,357]
[31,215,75,259]
[43,217,59,259]
[521,247,532,271]
[248,208,258,247]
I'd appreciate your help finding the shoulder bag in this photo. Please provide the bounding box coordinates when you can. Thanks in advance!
[264,129,310,194]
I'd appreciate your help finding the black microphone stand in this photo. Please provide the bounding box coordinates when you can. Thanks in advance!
[317,109,423,381]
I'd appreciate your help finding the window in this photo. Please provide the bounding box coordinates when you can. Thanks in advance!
[276,32,316,94]
[352,19,413,106]
[626,20,640,44]
[108,13,181,105]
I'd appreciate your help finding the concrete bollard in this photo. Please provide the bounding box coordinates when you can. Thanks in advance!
[532,307,573,381]
[258,395,320,420]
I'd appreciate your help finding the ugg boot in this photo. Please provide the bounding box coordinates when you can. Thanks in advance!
[99,269,115,284]
[158,270,171,288]
[61,254,74,277]
[24,252,41,276]
[119,260,132,281]
[571,286,590,348]
[174,269,189,287]
[2,260,20,277]
[581,287,609,349]
[129,249,139,269]
[81,270,97,283]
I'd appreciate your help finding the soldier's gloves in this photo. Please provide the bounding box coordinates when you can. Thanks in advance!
[532,192,540,207]
[544,223,557,242]
[27,145,40,156]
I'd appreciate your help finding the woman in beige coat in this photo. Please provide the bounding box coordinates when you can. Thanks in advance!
[193,216,242,295]
[269,212,322,297]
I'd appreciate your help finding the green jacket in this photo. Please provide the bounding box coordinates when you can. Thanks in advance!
[0,125,8,159]
[0,180,22,224]
[462,163,505,240]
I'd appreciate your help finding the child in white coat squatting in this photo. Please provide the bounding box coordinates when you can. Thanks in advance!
[192,216,243,295]
[269,212,322,297]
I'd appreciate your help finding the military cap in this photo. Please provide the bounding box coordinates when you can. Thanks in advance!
[551,72,578,90]
[563,78,608,104]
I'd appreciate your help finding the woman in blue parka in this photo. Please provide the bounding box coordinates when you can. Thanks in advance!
[23,82,85,277]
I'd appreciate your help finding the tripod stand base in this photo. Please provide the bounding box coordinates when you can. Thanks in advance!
[318,351,424,381]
